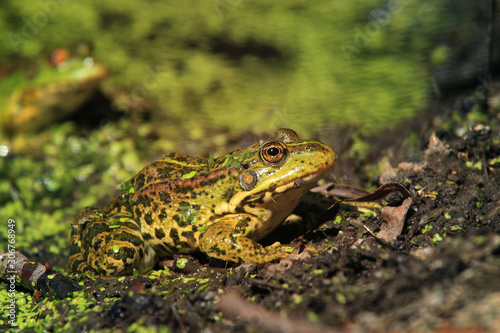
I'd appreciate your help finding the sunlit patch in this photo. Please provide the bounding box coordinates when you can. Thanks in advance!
[0,145,9,157]
[83,57,95,68]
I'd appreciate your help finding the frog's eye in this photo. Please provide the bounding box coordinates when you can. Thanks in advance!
[260,142,287,165]
[48,49,69,67]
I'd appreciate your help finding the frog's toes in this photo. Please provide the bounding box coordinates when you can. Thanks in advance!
[199,224,289,264]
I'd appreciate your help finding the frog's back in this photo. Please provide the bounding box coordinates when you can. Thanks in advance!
[131,153,209,188]
[117,153,238,256]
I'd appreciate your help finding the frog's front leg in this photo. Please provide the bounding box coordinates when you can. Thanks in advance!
[68,208,158,276]
[199,215,289,264]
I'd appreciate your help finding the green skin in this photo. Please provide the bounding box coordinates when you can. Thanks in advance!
[0,49,108,133]
[68,128,337,276]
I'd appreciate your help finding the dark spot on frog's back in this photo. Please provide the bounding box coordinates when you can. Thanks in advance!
[178,200,190,207]
[159,192,171,204]
[156,167,171,178]
[137,195,153,207]
[173,214,188,227]
[159,208,167,220]
[134,173,145,189]
[170,228,180,243]
[155,227,166,239]
[134,207,143,219]
[209,175,223,186]
[181,231,196,242]
[169,154,191,164]
[144,212,154,225]
[175,185,193,195]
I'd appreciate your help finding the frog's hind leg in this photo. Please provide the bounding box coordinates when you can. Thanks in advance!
[68,207,101,274]
[68,208,157,276]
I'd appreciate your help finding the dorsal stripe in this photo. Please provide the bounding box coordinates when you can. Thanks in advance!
[132,167,234,199]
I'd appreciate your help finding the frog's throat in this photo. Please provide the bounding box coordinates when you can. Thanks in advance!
[214,170,324,216]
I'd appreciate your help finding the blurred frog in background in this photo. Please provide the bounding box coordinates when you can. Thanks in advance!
[0,42,108,135]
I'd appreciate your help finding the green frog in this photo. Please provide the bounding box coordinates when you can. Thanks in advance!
[0,45,108,133]
[68,129,337,276]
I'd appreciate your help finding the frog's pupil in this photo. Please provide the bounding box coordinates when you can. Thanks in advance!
[267,147,280,156]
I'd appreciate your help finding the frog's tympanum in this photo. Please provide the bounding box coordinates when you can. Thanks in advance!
[68,129,337,276]
[0,46,108,133]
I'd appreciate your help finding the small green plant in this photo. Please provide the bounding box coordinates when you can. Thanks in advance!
[432,233,443,244]
[422,224,433,234]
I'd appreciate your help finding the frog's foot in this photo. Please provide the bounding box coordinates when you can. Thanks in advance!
[68,211,158,276]
[199,223,289,264]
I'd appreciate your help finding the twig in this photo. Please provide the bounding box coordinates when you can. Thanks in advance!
[219,291,344,333]
[0,251,81,299]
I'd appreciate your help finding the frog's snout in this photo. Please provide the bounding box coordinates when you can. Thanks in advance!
[316,143,337,171]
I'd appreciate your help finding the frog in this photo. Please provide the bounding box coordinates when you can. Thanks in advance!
[0,44,108,134]
[67,128,337,276]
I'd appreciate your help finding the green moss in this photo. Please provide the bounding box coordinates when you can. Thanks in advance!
[0,121,144,252]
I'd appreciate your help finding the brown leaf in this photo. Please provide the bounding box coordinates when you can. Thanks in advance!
[310,183,370,199]
[127,281,146,294]
[327,183,412,211]
[378,197,413,242]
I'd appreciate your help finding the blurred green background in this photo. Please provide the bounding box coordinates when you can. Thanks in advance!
[0,0,496,253]
[2,0,438,139]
